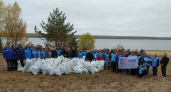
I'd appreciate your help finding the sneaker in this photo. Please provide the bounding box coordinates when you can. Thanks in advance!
[164,77,166,79]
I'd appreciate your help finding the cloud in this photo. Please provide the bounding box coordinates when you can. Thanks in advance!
[3,0,171,37]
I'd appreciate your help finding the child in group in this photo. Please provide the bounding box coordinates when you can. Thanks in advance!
[139,63,147,78]
[104,57,111,70]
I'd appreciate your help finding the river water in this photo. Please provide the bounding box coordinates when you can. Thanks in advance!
[24,38,171,50]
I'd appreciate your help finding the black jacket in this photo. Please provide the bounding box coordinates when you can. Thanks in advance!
[71,50,77,58]
[160,57,169,66]
[86,52,93,61]
[51,50,57,58]
[61,49,66,57]
[66,51,72,58]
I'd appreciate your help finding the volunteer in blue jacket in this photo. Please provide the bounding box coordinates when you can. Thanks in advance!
[56,46,61,57]
[16,44,24,67]
[128,51,137,76]
[83,48,87,60]
[24,45,31,60]
[144,55,152,75]
[92,50,96,60]
[78,50,83,59]
[111,50,117,72]
[31,47,38,58]
[11,45,17,70]
[3,42,13,71]
[39,46,45,59]
[152,54,159,77]
[115,50,124,73]
[104,49,111,61]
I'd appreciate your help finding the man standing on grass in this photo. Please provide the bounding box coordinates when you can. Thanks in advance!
[160,53,169,79]
[3,42,13,72]
[16,44,24,67]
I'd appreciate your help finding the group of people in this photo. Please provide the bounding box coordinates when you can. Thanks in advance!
[3,42,169,79]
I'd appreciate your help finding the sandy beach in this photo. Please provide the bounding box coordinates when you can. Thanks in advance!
[0,50,171,92]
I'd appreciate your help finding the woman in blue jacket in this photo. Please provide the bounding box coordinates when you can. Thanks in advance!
[144,55,152,75]
[152,54,159,77]
[111,50,117,72]
[39,46,45,59]
[24,45,31,60]
[31,47,38,58]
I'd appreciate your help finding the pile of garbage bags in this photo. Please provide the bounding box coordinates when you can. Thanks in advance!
[17,56,105,76]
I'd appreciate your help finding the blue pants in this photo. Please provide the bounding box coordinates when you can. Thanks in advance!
[6,59,14,71]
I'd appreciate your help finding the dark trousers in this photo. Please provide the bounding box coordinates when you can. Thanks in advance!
[131,69,136,76]
[153,67,158,76]
[161,66,166,77]
[116,64,121,73]
[19,60,24,67]
[139,70,147,78]
[111,62,116,72]
[146,66,150,75]
[6,59,13,71]
[12,59,18,70]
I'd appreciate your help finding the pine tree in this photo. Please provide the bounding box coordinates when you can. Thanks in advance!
[35,8,77,47]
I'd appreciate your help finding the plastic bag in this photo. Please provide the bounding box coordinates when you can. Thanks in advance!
[60,63,69,75]
[17,60,24,72]
[23,59,32,73]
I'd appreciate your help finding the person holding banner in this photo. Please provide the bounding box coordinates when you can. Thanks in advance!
[129,51,137,76]
[160,53,169,79]
[115,50,124,73]
[152,54,159,77]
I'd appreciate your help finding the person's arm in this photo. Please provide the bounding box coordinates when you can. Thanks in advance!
[163,58,169,66]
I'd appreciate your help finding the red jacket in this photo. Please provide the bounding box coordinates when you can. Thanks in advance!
[96,56,103,61]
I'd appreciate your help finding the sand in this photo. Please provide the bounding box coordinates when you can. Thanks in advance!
[0,50,171,92]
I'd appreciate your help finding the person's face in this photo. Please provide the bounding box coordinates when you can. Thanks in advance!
[118,51,121,54]
[127,52,129,54]
[113,51,116,53]
[68,48,70,51]
[72,47,75,50]
[54,47,56,49]
[98,54,100,57]
[12,46,15,49]
[7,43,10,47]
[164,53,167,57]
[57,47,59,49]
[132,52,134,55]
[143,50,145,53]
[106,58,109,61]
[32,48,35,50]
[154,54,157,57]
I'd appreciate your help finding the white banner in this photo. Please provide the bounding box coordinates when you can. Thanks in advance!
[118,57,138,69]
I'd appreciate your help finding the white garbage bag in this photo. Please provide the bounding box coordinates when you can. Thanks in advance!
[17,60,24,72]
[60,63,69,75]
[23,59,32,73]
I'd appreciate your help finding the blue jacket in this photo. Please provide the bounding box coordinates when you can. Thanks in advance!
[139,66,147,73]
[39,49,45,59]
[16,47,24,60]
[115,53,124,64]
[111,53,116,62]
[152,57,159,67]
[56,49,61,57]
[24,47,31,59]
[83,51,87,59]
[104,52,111,60]
[31,50,38,58]
[105,60,111,65]
[92,52,96,60]
[100,52,104,57]
[144,57,152,66]
[95,52,100,57]
[3,46,13,60]
[78,52,83,58]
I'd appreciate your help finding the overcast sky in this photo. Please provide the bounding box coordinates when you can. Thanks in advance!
[3,0,171,37]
